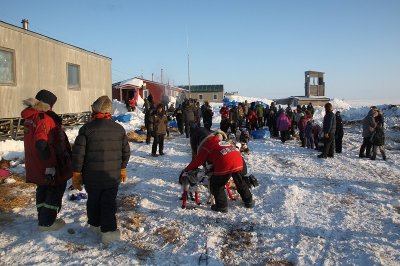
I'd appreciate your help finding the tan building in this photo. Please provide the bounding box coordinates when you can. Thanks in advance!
[0,20,112,118]
[179,85,224,102]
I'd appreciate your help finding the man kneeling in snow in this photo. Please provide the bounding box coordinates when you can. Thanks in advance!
[184,129,254,213]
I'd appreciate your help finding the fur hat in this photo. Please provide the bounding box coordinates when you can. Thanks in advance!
[213,129,227,141]
[35,89,57,108]
[92,96,112,114]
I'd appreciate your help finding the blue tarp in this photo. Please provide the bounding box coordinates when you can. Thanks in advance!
[112,114,131,122]
[134,129,146,135]
[223,98,268,108]
[169,120,178,128]
[251,129,270,139]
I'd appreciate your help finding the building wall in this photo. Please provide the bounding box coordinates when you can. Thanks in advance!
[190,92,223,102]
[0,22,111,118]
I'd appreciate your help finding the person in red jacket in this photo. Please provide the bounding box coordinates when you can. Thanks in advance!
[21,89,72,231]
[219,104,230,133]
[184,131,254,212]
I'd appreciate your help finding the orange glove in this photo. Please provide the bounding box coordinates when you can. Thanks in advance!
[121,168,127,183]
[72,172,83,191]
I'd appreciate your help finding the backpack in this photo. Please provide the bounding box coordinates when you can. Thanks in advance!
[52,125,73,183]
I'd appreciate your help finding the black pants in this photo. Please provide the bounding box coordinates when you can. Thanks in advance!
[146,125,152,144]
[335,134,343,153]
[185,121,195,138]
[177,119,184,134]
[257,117,264,129]
[152,134,165,154]
[85,186,119,232]
[210,172,253,208]
[299,130,305,146]
[322,133,335,157]
[371,145,386,160]
[280,130,289,143]
[36,182,67,226]
[230,122,238,133]
[220,119,230,133]
[203,119,212,131]
[360,137,372,157]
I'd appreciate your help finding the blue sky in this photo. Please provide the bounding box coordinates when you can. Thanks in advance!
[2,0,400,100]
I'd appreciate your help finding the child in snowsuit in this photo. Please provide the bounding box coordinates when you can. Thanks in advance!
[72,96,130,245]
[304,120,314,149]
[149,104,169,157]
[312,123,322,151]
[173,105,184,135]
[371,122,386,160]
[335,111,344,153]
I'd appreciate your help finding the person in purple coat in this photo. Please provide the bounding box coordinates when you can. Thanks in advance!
[276,110,291,143]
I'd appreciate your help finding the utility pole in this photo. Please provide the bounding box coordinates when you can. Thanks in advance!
[187,30,191,98]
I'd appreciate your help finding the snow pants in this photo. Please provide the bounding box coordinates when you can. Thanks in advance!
[152,134,165,155]
[359,137,372,157]
[371,145,386,160]
[203,119,212,131]
[85,186,118,233]
[210,172,253,209]
[177,118,184,134]
[299,130,305,147]
[322,133,335,157]
[36,182,67,226]
[280,130,289,143]
[335,134,343,153]
[306,135,314,149]
[146,125,152,144]
[185,121,195,138]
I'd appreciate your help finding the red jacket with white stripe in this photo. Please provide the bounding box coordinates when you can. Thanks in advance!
[185,135,243,176]
[21,98,72,186]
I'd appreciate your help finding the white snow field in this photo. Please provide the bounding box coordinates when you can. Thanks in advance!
[0,99,399,265]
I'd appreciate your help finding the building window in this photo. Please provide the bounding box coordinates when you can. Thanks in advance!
[67,63,80,90]
[213,94,218,100]
[143,89,149,100]
[199,94,203,100]
[0,47,15,85]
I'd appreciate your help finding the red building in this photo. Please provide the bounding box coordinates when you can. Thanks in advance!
[112,77,187,105]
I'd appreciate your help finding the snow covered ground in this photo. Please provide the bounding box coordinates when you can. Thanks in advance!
[0,99,399,265]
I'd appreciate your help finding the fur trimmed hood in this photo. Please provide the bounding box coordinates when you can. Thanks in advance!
[197,129,228,154]
[22,98,51,112]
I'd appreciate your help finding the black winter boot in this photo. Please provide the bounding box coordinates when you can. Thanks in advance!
[211,205,228,213]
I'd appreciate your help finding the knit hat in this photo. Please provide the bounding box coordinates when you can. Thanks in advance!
[35,89,57,107]
[91,96,112,113]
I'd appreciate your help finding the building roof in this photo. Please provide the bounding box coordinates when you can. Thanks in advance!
[113,77,188,91]
[179,85,224,93]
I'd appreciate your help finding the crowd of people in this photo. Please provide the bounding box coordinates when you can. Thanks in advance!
[20,90,387,246]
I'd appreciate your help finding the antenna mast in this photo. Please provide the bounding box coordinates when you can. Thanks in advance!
[186,30,191,98]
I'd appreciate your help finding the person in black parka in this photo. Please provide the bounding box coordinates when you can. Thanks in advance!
[189,127,211,158]
[72,96,130,245]
[318,102,336,159]
[371,121,386,160]
[335,111,344,153]
[145,103,156,144]
[173,104,184,135]
[202,101,213,131]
